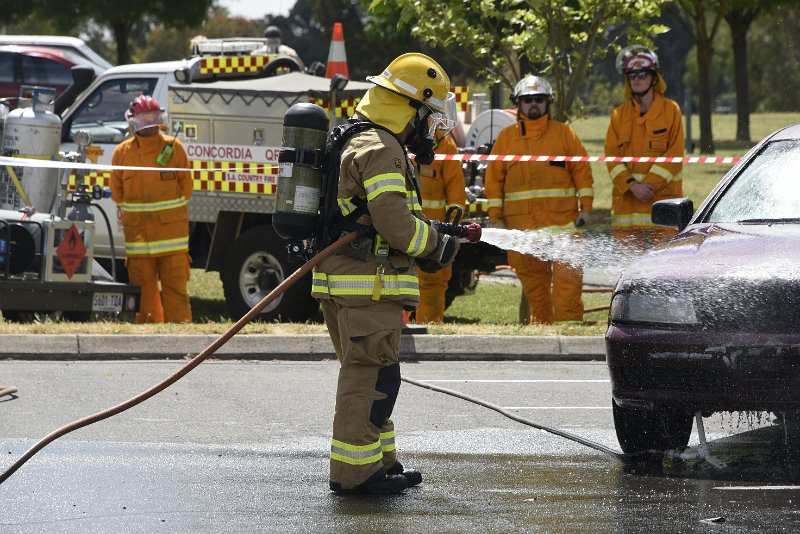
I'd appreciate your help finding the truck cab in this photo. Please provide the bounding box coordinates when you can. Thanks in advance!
[58,41,367,322]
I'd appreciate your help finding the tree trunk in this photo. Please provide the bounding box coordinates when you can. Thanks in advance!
[112,21,132,65]
[725,8,759,143]
[696,43,715,154]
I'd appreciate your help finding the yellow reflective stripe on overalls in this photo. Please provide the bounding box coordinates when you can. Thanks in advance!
[422,199,446,209]
[330,438,383,466]
[338,197,357,216]
[312,271,419,297]
[612,213,655,227]
[125,236,189,255]
[540,222,579,235]
[380,430,396,453]
[505,187,577,202]
[577,188,594,198]
[119,196,189,212]
[406,189,421,211]
[487,197,503,209]
[650,164,676,182]
[406,217,431,257]
[364,172,406,201]
[609,164,628,180]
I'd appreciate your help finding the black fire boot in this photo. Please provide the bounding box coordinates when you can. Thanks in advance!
[386,461,423,487]
[330,468,409,496]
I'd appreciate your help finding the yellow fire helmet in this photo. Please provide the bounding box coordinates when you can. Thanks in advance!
[366,52,457,134]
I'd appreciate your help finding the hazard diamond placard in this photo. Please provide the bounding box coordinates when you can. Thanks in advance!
[56,223,87,279]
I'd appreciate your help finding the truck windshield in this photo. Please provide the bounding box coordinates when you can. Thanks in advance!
[66,77,157,144]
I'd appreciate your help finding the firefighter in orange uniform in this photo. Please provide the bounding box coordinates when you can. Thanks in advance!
[485,75,594,324]
[605,45,684,249]
[111,95,193,323]
[414,131,467,323]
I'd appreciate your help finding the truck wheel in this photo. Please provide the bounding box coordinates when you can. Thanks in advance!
[221,225,319,322]
[1,310,62,323]
[612,399,693,454]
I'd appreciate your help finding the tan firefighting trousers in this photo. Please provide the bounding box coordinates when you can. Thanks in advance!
[508,250,583,324]
[320,299,403,490]
[127,253,191,324]
[415,266,452,324]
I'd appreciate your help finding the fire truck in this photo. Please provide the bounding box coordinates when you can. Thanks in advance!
[55,39,508,322]
[0,87,140,322]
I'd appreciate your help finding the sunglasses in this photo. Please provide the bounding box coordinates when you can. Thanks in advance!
[520,95,548,105]
[626,71,652,80]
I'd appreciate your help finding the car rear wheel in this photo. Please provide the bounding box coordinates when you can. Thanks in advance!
[612,399,693,454]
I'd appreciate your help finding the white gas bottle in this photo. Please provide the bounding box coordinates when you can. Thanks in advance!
[464,109,517,150]
[0,87,62,213]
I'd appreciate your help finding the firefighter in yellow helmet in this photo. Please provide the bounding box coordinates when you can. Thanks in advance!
[484,75,594,324]
[312,53,459,495]
[605,45,685,249]
[111,95,192,323]
[414,129,467,324]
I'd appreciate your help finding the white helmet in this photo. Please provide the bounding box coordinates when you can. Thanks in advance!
[616,45,660,74]
[511,75,554,104]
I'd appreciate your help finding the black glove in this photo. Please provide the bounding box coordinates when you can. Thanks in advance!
[416,233,460,274]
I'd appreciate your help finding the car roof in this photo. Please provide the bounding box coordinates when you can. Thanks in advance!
[766,123,800,142]
[0,35,112,70]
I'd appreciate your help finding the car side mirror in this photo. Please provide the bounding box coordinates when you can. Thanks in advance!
[652,198,694,231]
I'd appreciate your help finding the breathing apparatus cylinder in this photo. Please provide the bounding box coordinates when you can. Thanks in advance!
[273,103,329,241]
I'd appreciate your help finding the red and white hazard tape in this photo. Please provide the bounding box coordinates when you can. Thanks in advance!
[434,154,741,164]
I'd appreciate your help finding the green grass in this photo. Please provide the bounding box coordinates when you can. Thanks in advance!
[1,112,795,335]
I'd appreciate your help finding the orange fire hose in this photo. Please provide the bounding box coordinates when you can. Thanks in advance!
[0,232,357,485]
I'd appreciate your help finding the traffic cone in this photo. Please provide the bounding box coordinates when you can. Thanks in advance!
[325,22,349,79]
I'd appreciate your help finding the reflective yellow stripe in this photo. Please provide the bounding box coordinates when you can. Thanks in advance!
[422,199,446,209]
[364,172,406,201]
[125,236,189,255]
[405,217,431,257]
[312,271,419,297]
[649,164,675,182]
[380,431,396,453]
[612,213,654,227]
[330,438,383,466]
[406,190,422,211]
[505,188,577,201]
[609,164,628,180]
[487,198,503,209]
[120,196,189,213]
[576,188,594,198]
[541,222,579,235]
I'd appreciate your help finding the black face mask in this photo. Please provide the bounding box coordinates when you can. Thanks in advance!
[406,107,435,165]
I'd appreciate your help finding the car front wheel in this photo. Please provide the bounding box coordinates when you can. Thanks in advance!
[612,399,693,454]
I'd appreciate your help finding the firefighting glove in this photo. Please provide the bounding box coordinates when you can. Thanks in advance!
[416,233,460,274]
[575,211,591,227]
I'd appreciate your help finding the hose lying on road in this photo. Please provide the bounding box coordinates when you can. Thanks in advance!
[0,232,358,486]
[402,376,625,461]
[0,386,18,398]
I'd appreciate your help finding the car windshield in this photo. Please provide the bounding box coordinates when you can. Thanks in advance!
[707,139,800,222]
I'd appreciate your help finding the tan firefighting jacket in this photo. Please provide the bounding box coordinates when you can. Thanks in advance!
[485,115,593,232]
[111,133,192,257]
[605,92,684,228]
[311,127,440,307]
[416,133,467,222]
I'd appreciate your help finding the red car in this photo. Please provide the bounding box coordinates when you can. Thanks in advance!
[606,124,800,453]
[0,45,93,102]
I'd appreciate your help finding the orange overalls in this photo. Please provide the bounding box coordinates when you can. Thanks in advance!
[414,134,467,323]
[605,91,684,249]
[485,115,594,323]
[111,133,193,323]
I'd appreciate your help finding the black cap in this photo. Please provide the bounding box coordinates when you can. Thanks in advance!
[264,25,282,39]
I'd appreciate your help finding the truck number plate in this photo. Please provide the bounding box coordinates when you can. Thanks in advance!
[93,292,123,312]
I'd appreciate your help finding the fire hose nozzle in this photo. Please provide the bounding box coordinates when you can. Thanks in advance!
[431,221,482,243]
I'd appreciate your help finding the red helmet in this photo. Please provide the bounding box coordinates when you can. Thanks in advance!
[125,95,165,132]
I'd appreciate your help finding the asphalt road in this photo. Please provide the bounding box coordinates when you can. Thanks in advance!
[2,360,799,532]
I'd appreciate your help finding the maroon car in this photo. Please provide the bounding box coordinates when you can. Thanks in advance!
[0,45,85,102]
[606,124,800,453]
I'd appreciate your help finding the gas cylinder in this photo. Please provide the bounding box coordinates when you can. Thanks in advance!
[0,88,62,214]
[273,103,329,241]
